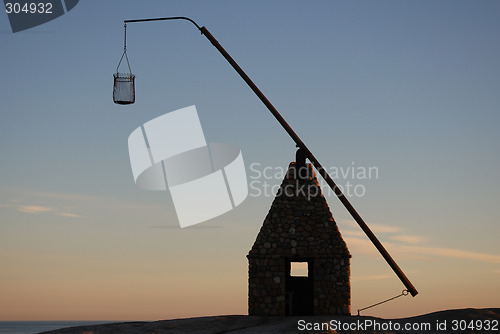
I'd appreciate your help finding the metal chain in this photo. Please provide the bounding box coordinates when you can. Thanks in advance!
[357,290,409,316]
[116,23,132,74]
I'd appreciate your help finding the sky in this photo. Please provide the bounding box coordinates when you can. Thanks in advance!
[1,0,499,321]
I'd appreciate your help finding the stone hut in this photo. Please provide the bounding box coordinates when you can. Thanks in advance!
[247,160,351,316]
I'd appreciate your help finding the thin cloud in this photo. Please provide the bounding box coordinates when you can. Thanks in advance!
[404,245,500,264]
[344,236,380,257]
[56,212,83,218]
[1,186,163,222]
[0,185,161,212]
[391,235,425,244]
[338,219,401,234]
[345,235,500,264]
[340,229,365,237]
[16,205,56,214]
[2,201,81,218]
[369,223,402,234]
[352,274,392,282]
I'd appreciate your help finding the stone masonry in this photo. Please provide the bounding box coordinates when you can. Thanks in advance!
[247,162,351,316]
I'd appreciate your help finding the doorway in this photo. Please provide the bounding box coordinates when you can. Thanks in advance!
[285,259,314,315]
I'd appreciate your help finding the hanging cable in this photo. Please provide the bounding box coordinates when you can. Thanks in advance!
[357,290,409,316]
[116,23,132,74]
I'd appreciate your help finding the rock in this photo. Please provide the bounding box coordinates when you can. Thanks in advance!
[39,309,500,334]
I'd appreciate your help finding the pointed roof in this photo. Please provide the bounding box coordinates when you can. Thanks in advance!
[248,162,350,259]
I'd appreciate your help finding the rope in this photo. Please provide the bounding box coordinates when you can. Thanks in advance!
[357,290,409,316]
[116,23,132,75]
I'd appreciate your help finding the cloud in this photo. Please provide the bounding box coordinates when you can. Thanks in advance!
[16,205,56,214]
[370,223,402,234]
[352,274,393,282]
[404,245,500,264]
[340,229,365,237]
[56,212,83,218]
[1,200,81,218]
[338,219,401,234]
[391,235,425,244]
[345,235,500,264]
[344,236,380,257]
[338,218,500,264]
[0,185,163,221]
[0,185,160,212]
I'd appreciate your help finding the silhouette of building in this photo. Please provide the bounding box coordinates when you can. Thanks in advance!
[247,161,351,316]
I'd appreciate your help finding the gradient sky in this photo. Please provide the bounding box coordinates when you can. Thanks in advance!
[1,0,499,321]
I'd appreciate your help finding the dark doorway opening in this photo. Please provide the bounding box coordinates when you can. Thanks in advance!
[285,259,314,315]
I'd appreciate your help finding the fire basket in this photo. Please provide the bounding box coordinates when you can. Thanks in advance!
[113,23,135,105]
[113,72,135,105]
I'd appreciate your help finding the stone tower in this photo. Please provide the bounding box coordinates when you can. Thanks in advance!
[247,161,351,316]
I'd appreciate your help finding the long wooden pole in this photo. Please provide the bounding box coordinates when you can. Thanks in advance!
[124,17,418,297]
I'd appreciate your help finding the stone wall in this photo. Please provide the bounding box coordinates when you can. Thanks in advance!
[248,257,286,316]
[248,162,351,316]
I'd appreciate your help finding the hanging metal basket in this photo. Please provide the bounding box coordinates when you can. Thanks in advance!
[113,23,135,105]
[113,73,135,105]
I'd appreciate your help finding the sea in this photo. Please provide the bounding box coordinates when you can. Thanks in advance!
[0,321,115,334]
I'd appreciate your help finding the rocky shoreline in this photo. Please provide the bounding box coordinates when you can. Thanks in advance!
[39,308,499,334]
